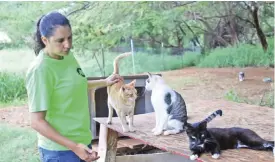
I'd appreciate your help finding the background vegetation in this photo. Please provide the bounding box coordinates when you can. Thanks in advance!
[0,1,273,106]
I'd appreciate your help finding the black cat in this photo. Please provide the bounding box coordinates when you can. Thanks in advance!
[184,111,274,160]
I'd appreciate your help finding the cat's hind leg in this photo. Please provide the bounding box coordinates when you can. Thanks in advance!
[263,141,274,152]
[237,128,274,152]
[247,141,274,151]
[163,119,183,136]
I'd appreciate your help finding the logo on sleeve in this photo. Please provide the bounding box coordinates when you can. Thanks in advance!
[77,68,86,77]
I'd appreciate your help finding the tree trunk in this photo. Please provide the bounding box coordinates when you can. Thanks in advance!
[223,2,239,45]
[251,2,268,52]
[203,31,212,53]
[198,18,230,47]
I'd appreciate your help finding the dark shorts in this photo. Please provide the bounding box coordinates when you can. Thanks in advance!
[38,144,92,162]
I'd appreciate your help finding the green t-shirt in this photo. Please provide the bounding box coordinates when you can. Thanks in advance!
[25,51,92,151]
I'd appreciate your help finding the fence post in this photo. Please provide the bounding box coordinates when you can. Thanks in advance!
[161,42,165,70]
[101,44,105,77]
[131,39,136,74]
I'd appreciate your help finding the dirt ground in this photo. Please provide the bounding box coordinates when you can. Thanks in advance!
[0,67,274,128]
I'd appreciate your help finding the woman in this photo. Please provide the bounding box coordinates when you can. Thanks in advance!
[25,11,122,162]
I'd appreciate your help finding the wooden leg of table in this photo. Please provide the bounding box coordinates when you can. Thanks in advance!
[97,124,118,162]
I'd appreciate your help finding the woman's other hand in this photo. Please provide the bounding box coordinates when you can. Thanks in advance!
[72,143,100,162]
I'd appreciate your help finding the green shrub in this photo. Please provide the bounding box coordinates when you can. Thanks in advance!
[0,72,27,103]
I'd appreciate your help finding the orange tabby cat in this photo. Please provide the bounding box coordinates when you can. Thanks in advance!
[107,52,137,132]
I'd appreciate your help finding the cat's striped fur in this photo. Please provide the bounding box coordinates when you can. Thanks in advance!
[165,91,188,123]
[191,109,222,128]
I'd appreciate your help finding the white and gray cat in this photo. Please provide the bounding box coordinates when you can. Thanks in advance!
[145,72,188,136]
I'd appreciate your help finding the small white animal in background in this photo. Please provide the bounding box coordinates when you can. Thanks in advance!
[239,71,245,82]
[145,72,188,136]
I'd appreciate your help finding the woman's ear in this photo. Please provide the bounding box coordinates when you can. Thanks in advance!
[184,123,193,133]
[41,36,48,46]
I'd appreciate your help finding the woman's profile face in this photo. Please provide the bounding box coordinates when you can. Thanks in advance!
[42,25,72,57]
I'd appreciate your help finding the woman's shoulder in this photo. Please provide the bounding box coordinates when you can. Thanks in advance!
[26,54,53,77]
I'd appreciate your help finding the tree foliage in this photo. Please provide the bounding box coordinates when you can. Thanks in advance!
[0,1,273,53]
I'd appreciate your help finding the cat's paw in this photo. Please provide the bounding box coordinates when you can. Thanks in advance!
[163,130,171,136]
[151,127,156,132]
[107,120,112,125]
[129,127,136,132]
[122,127,130,133]
[211,154,220,159]
[190,154,198,160]
[153,130,163,136]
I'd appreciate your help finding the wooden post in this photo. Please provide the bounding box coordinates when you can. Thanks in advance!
[88,88,97,139]
[101,44,105,77]
[97,124,118,162]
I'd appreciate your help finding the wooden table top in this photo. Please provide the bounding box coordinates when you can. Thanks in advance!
[94,99,274,162]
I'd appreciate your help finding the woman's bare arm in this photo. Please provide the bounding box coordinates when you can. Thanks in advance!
[30,112,99,161]
[87,79,107,89]
[87,74,123,89]
[30,111,77,150]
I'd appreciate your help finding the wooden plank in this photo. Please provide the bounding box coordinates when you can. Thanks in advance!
[94,99,274,162]
[88,88,97,139]
[92,138,145,152]
[118,138,145,149]
[87,74,149,80]
[97,124,118,162]
[116,152,193,162]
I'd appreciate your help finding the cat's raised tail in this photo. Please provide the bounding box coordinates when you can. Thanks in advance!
[202,109,222,123]
[190,109,222,127]
[113,52,132,74]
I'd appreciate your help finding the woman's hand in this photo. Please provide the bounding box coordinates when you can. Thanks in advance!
[105,74,123,86]
[72,143,100,162]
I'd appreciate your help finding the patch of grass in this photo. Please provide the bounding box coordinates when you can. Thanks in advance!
[0,48,35,73]
[0,72,27,104]
[165,76,201,91]
[259,89,274,108]
[224,89,274,108]
[0,123,39,162]
[224,89,248,103]
[0,98,27,108]
[181,52,201,67]
[75,51,201,77]
[0,38,273,107]
[198,38,274,68]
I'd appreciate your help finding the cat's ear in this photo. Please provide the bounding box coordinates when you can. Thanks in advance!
[199,121,207,130]
[146,72,152,78]
[184,123,193,133]
[128,79,136,87]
